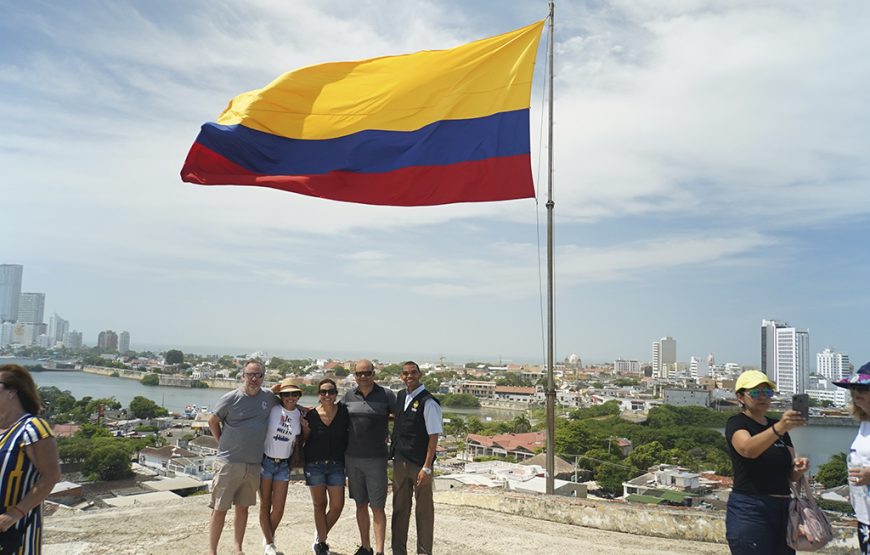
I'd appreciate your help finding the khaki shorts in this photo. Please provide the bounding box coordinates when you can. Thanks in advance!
[210,462,260,511]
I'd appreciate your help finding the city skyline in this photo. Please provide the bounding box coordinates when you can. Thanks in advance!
[4,2,870,365]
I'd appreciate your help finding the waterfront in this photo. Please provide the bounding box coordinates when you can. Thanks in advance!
[34,370,520,420]
[31,369,859,473]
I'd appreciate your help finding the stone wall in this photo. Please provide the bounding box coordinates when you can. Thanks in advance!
[434,489,856,553]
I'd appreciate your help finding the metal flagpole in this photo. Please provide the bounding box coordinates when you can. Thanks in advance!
[545,0,556,495]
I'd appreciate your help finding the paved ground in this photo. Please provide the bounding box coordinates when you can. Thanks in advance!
[44,483,731,555]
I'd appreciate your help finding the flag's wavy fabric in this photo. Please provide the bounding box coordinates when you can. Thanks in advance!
[181,21,544,206]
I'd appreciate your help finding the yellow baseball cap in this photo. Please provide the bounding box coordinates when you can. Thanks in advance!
[735,370,776,392]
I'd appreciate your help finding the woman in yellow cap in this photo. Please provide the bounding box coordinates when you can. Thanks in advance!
[724,370,808,554]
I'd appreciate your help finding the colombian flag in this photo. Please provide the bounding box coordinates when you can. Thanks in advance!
[180,21,544,206]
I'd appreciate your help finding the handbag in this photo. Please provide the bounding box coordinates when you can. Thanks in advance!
[0,525,22,554]
[786,474,834,551]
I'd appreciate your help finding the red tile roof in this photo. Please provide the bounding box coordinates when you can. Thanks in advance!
[466,431,546,454]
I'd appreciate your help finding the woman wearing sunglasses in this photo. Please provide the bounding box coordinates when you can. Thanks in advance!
[304,378,350,555]
[260,378,306,555]
[725,370,808,554]
[833,362,870,554]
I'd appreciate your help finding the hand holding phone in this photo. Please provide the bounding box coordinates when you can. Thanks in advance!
[792,393,810,420]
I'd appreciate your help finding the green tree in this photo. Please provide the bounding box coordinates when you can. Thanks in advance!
[625,441,666,471]
[140,373,160,386]
[594,458,633,496]
[554,419,594,456]
[443,415,467,436]
[466,416,485,434]
[437,393,480,408]
[129,396,169,419]
[84,444,133,481]
[164,349,184,364]
[816,452,847,488]
[57,437,91,463]
[334,366,348,377]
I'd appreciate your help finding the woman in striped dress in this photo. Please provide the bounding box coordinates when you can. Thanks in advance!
[0,365,60,554]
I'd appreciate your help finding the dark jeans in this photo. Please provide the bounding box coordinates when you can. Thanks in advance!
[726,491,794,554]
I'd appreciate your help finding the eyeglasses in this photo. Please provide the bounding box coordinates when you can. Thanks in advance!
[243,372,264,379]
[319,389,338,396]
[746,388,775,399]
[280,391,302,398]
[355,371,373,378]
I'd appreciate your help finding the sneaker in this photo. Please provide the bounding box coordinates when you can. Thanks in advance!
[314,542,330,555]
[264,544,277,555]
[353,547,374,555]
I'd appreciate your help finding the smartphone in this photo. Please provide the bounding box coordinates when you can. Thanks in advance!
[792,394,810,420]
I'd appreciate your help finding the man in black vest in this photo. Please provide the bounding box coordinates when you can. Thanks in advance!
[390,360,442,555]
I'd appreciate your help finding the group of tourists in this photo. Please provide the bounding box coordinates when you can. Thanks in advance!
[13,356,870,555]
[207,358,442,555]
[725,363,870,554]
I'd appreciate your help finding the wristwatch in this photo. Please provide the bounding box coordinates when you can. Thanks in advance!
[422,467,432,475]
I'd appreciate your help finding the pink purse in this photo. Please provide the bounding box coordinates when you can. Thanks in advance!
[786,474,833,551]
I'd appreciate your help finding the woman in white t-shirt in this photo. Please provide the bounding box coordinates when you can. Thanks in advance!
[260,378,306,555]
[834,363,870,555]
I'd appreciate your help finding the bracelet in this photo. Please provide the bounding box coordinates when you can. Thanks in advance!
[10,506,24,519]
[771,423,783,438]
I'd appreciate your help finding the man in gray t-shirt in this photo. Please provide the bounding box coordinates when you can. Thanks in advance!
[207,360,276,555]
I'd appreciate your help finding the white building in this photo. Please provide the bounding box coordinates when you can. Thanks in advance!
[817,348,850,381]
[0,322,13,348]
[775,326,810,394]
[49,313,69,346]
[0,265,23,323]
[663,388,711,408]
[17,292,45,324]
[64,330,83,349]
[689,356,710,380]
[614,359,641,375]
[761,319,788,377]
[651,336,676,378]
[119,331,131,354]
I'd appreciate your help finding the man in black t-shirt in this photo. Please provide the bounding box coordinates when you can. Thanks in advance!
[342,359,397,555]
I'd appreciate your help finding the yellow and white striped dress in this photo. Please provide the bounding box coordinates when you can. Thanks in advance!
[0,415,54,555]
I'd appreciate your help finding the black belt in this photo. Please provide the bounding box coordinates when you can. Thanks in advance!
[308,460,341,465]
[264,455,289,464]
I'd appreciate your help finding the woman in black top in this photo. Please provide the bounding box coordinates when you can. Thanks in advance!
[303,378,349,555]
[725,370,808,554]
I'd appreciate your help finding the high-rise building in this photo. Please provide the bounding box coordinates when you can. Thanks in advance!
[11,323,46,346]
[761,319,788,376]
[17,292,45,324]
[0,265,23,323]
[817,348,850,381]
[651,336,676,378]
[119,331,130,354]
[49,313,69,345]
[98,330,118,351]
[775,326,810,394]
[0,322,13,348]
[65,330,83,350]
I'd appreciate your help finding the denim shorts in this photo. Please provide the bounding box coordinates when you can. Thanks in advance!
[261,456,291,482]
[304,461,346,487]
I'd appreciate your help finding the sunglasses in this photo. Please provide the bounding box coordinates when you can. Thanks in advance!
[280,391,302,398]
[243,372,264,379]
[319,389,338,396]
[746,388,775,399]
[355,371,374,378]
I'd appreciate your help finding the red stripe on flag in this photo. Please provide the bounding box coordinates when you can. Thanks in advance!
[181,143,534,206]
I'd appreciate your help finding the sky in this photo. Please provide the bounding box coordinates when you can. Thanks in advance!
[3,0,870,366]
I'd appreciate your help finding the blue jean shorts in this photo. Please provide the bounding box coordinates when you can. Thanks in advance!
[304,461,345,487]
[261,456,291,482]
